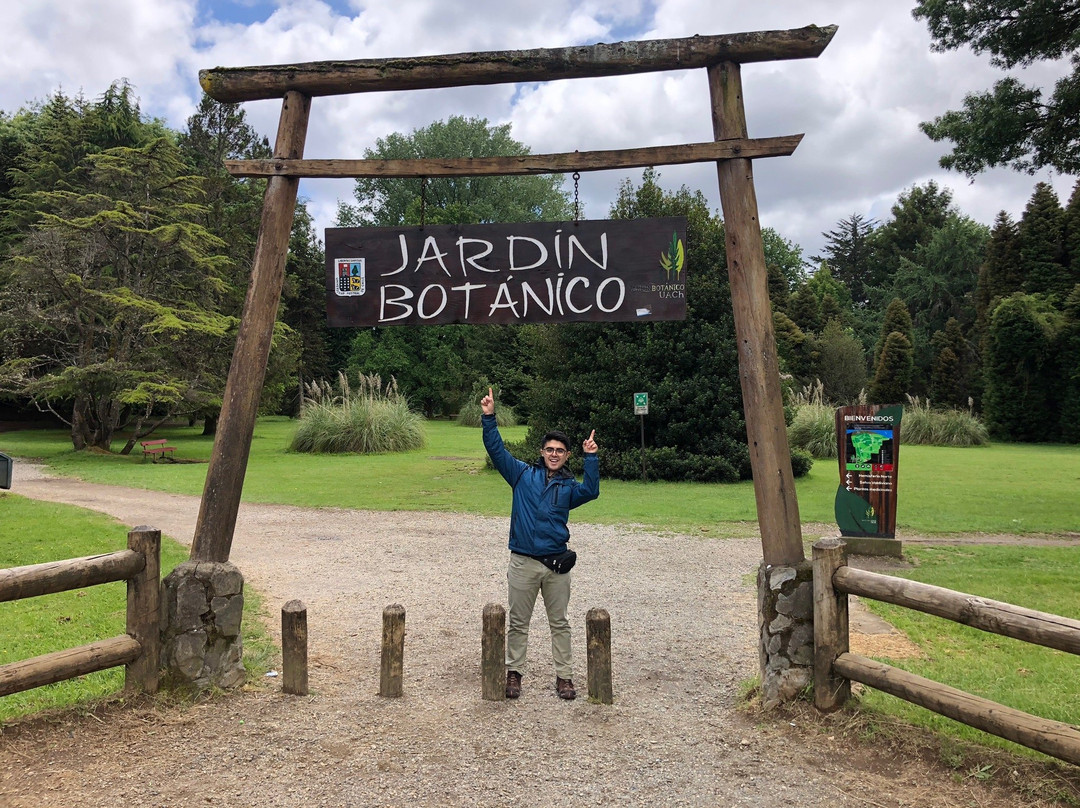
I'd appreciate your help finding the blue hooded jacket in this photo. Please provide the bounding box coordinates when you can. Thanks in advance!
[482,413,599,557]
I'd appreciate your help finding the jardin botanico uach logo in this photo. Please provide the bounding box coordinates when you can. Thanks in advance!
[659,231,685,280]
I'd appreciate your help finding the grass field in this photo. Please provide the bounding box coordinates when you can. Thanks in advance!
[0,495,274,723]
[2,417,1078,537]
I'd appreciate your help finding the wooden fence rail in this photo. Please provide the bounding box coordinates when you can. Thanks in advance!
[0,526,161,698]
[813,537,1080,766]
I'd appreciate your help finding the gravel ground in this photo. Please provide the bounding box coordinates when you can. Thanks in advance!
[0,462,1059,807]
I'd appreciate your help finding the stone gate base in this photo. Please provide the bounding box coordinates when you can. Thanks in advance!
[161,561,246,690]
[757,559,814,710]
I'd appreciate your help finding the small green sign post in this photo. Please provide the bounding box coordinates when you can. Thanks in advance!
[634,393,648,482]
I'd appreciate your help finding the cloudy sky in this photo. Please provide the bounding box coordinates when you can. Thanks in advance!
[3,0,1074,260]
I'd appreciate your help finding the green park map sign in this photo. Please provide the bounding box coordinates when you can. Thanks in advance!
[834,404,903,539]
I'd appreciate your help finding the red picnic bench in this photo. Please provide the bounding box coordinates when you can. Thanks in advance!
[141,438,177,463]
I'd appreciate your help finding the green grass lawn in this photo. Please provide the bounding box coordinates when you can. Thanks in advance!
[857,543,1080,761]
[2,417,1078,536]
[0,494,272,723]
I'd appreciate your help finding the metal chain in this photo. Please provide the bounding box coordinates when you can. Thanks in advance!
[420,177,428,227]
[572,171,581,222]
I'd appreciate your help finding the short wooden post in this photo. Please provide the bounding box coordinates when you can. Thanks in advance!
[481,603,506,701]
[281,599,308,696]
[813,538,850,711]
[586,607,613,704]
[125,526,160,694]
[379,604,406,697]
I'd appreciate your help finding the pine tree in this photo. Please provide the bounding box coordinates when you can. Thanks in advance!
[812,213,877,305]
[983,294,1060,441]
[873,298,914,369]
[1019,182,1068,297]
[869,331,914,405]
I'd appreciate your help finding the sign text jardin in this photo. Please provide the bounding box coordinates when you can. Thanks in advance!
[326,217,687,327]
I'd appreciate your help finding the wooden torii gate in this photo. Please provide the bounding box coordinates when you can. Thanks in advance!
[194,26,836,702]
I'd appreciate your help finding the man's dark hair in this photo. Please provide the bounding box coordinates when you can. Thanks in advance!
[540,430,571,451]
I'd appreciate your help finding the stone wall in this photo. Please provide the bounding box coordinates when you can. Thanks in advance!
[757,559,814,710]
[161,561,246,690]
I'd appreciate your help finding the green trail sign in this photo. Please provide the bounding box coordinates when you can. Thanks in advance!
[834,404,903,539]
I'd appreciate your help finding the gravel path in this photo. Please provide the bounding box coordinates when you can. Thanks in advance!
[0,462,1043,807]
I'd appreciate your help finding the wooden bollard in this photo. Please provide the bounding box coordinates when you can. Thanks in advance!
[281,599,308,696]
[379,604,406,697]
[586,607,613,704]
[481,603,506,701]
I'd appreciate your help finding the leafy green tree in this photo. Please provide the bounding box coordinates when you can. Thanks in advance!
[914,0,1080,175]
[929,317,974,409]
[869,331,914,405]
[337,116,571,227]
[0,137,234,450]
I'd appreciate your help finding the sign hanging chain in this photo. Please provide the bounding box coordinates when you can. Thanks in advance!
[420,177,428,228]
[572,171,581,222]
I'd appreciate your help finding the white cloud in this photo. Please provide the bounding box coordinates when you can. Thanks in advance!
[1,0,1075,258]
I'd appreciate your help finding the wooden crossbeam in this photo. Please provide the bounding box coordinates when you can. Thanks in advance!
[200,27,837,103]
[224,135,802,179]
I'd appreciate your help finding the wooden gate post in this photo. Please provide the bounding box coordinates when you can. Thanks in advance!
[708,62,803,568]
[282,599,309,696]
[379,604,406,697]
[481,603,506,701]
[190,90,311,563]
[125,526,161,694]
[812,538,850,711]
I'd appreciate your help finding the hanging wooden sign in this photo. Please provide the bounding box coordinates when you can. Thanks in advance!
[325,217,687,327]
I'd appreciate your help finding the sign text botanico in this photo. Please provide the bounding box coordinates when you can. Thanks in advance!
[833,404,902,539]
[326,217,687,327]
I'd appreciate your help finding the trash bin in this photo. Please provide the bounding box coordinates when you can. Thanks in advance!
[0,452,12,490]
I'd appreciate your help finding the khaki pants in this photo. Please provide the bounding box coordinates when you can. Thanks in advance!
[506,553,573,680]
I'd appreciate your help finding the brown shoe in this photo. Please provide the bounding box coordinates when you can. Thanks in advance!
[556,677,576,700]
[506,670,522,699]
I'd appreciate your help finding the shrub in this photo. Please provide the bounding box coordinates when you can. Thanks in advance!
[901,396,989,447]
[290,373,425,454]
[787,401,837,459]
[456,379,518,428]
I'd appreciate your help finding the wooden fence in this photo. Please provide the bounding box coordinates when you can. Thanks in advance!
[0,526,161,697]
[813,537,1080,766]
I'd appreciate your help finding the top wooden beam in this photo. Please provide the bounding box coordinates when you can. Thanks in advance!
[200,26,837,103]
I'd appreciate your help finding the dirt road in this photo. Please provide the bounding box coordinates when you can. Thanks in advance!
[0,462,1062,807]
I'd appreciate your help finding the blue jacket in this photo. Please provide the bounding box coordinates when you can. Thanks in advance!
[482,414,599,557]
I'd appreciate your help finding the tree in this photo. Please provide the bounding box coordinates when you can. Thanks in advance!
[1018,181,1069,297]
[520,171,751,482]
[869,331,914,405]
[0,136,234,450]
[914,0,1080,175]
[812,319,868,404]
[873,298,914,370]
[983,293,1062,440]
[929,317,974,409]
[1056,285,1080,442]
[337,116,571,227]
[812,213,878,305]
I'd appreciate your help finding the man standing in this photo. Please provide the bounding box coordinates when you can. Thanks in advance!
[481,387,599,700]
